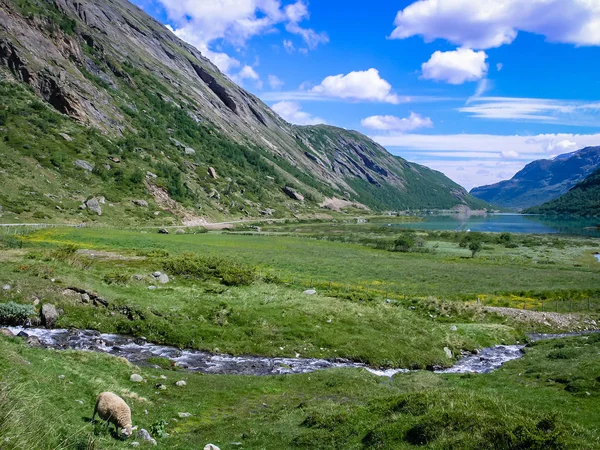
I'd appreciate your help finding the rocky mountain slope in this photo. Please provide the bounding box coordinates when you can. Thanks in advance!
[470,147,600,210]
[0,0,486,225]
[525,167,600,217]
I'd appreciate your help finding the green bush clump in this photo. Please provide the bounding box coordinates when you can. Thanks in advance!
[103,272,129,285]
[0,302,35,326]
[163,253,256,286]
[0,236,23,249]
[51,244,79,261]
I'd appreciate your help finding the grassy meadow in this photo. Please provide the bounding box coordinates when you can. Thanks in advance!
[0,220,600,448]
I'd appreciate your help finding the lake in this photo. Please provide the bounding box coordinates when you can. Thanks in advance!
[391,214,600,237]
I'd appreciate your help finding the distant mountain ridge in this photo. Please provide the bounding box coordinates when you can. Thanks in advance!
[470,147,600,210]
[525,167,600,217]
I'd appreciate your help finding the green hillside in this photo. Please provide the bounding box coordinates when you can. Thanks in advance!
[525,168,600,217]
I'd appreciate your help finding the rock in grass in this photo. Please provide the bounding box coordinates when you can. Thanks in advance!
[178,412,191,418]
[130,374,144,383]
[148,286,157,290]
[74,159,94,171]
[175,380,186,387]
[86,198,102,216]
[2,284,11,291]
[303,289,317,295]
[26,336,42,347]
[132,200,149,207]
[0,328,14,337]
[450,325,458,332]
[135,429,157,446]
[444,347,453,359]
[204,445,220,450]
[155,383,167,390]
[157,274,169,284]
[158,228,169,234]
[41,304,59,329]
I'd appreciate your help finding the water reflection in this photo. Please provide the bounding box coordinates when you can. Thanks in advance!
[393,214,600,237]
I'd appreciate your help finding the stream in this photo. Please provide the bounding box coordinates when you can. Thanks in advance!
[7,327,596,377]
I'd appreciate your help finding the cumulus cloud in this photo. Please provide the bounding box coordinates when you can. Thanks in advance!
[311,69,401,103]
[421,48,488,84]
[157,0,327,75]
[283,39,295,53]
[390,0,600,49]
[361,113,433,132]
[268,74,285,89]
[271,101,326,125]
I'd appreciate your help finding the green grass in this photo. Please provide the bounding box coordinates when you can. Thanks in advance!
[24,227,600,301]
[0,331,599,449]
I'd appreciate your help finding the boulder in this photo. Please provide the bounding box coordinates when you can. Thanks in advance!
[41,304,59,329]
[157,274,169,284]
[204,445,220,450]
[184,147,196,156]
[26,336,42,347]
[303,289,317,296]
[152,271,162,278]
[155,383,167,390]
[444,347,453,359]
[146,171,158,179]
[175,228,185,235]
[132,200,149,207]
[135,429,157,446]
[0,328,14,337]
[130,374,144,383]
[175,380,186,387]
[58,133,73,142]
[283,186,305,202]
[208,167,218,179]
[2,284,11,291]
[178,412,191,418]
[86,198,102,215]
[158,228,169,234]
[74,160,94,171]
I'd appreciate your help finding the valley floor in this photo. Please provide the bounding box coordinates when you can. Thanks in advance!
[0,220,599,449]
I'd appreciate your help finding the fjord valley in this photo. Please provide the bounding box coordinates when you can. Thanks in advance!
[1,0,600,449]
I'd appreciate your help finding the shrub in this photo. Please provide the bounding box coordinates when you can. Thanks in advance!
[51,244,79,261]
[162,253,256,286]
[103,272,129,285]
[0,236,23,249]
[391,236,415,253]
[0,302,35,326]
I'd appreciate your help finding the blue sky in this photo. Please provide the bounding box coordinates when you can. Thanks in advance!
[131,0,600,190]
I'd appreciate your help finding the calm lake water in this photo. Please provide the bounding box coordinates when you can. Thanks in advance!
[392,214,600,237]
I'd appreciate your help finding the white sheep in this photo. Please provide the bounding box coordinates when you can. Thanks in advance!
[92,392,136,437]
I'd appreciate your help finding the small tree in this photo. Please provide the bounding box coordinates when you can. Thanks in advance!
[469,241,482,258]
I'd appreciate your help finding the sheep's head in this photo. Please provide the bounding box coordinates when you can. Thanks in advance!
[121,425,136,438]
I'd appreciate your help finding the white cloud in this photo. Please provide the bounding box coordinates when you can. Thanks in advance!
[239,65,260,80]
[501,150,519,159]
[370,132,600,189]
[458,97,600,124]
[361,113,433,132]
[158,0,327,75]
[422,48,488,84]
[311,69,401,103]
[283,39,295,53]
[390,0,600,49]
[271,101,326,125]
[496,63,503,71]
[268,74,285,89]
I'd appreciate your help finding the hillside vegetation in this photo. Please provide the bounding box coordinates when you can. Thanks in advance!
[0,0,487,225]
[526,168,600,217]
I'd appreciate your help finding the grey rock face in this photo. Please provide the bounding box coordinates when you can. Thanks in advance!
[86,198,102,215]
[40,304,59,329]
[74,160,94,171]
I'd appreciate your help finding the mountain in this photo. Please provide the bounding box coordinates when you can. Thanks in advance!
[0,0,486,225]
[470,147,600,210]
[525,167,600,217]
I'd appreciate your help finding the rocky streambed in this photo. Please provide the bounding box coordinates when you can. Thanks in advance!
[5,327,543,377]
